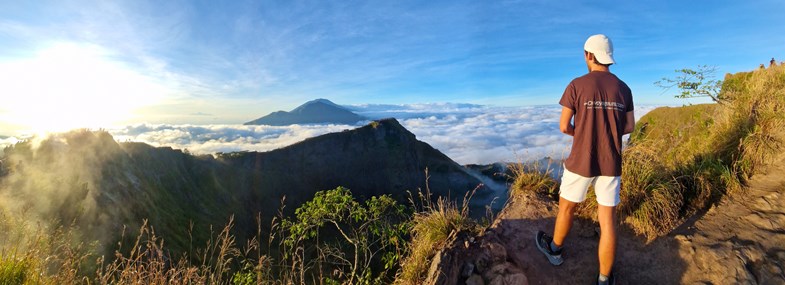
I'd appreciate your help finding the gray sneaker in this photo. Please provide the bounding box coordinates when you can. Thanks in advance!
[535,231,564,265]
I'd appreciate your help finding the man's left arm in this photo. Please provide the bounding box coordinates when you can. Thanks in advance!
[623,110,635,134]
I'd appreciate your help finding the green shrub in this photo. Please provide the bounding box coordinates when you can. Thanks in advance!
[280,187,410,284]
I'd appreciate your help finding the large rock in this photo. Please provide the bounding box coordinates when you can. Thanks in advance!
[482,262,522,282]
[424,245,462,285]
[493,273,528,285]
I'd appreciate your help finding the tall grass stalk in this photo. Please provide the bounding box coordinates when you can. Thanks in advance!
[507,160,558,199]
[396,172,479,285]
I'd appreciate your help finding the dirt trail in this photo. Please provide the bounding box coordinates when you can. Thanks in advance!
[488,156,785,284]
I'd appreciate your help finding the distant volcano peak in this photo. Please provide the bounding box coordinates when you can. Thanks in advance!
[299,98,340,108]
[244,99,365,126]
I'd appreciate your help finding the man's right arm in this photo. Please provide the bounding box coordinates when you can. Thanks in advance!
[560,106,575,136]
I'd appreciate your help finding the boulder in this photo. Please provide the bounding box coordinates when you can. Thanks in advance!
[504,273,528,285]
[466,274,485,285]
[483,242,507,264]
[482,262,522,282]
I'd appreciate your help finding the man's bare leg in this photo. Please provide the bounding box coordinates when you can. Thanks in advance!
[552,197,578,247]
[597,205,617,276]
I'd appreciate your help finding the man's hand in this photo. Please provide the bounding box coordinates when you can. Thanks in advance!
[560,106,575,136]
[623,111,635,134]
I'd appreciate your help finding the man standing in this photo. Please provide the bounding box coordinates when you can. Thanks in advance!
[535,34,635,285]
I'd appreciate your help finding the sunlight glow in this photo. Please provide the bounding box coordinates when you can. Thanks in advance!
[0,42,171,134]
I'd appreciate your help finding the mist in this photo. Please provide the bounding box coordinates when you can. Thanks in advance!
[0,131,129,253]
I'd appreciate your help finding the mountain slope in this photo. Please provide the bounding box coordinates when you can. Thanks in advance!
[244,98,366,125]
[0,119,486,254]
[225,118,486,208]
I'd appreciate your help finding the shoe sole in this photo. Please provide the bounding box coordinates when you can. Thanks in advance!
[535,233,564,266]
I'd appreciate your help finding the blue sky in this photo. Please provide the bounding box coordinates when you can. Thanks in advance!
[1,0,784,131]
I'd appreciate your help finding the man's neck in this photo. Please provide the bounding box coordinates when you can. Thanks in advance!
[589,65,610,73]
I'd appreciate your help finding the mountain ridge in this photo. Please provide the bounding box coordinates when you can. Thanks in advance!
[224,118,489,207]
[0,118,488,254]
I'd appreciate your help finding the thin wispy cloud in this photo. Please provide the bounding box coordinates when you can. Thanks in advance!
[1,0,783,133]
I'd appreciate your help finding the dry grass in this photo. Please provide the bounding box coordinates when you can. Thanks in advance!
[94,218,243,285]
[395,187,477,285]
[603,64,785,240]
[717,66,785,177]
[0,211,280,285]
[507,160,558,199]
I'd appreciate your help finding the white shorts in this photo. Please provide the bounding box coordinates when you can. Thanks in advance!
[559,166,621,207]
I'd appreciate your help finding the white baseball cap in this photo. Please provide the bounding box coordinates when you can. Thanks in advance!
[584,34,615,64]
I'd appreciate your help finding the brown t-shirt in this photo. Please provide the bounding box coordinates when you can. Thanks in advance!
[559,71,633,177]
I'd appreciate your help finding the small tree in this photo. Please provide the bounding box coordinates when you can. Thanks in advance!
[281,187,410,285]
[655,65,724,103]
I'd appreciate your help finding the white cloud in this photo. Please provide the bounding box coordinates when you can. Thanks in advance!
[1,104,660,165]
[393,105,571,164]
[110,123,354,155]
[357,103,658,164]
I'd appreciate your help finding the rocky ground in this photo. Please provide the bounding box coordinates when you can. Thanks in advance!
[429,155,785,284]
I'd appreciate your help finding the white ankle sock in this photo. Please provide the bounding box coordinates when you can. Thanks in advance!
[598,273,609,282]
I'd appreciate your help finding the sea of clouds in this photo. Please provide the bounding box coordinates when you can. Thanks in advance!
[2,104,658,165]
